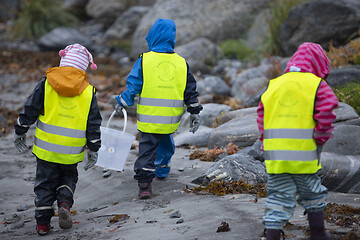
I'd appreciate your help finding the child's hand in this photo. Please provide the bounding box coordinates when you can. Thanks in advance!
[84,150,98,171]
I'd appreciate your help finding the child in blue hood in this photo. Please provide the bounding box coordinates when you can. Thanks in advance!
[115,18,203,199]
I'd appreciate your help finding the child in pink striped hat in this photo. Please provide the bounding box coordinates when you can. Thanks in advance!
[257,42,338,240]
[14,43,102,235]
[59,43,97,71]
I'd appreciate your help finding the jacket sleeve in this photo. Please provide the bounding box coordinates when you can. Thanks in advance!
[184,63,203,114]
[313,81,339,145]
[256,101,264,151]
[86,89,102,152]
[116,57,143,107]
[14,78,46,135]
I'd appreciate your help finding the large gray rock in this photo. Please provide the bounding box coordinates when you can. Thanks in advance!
[327,65,360,88]
[334,102,359,123]
[197,76,230,96]
[180,103,232,128]
[215,107,257,126]
[208,115,260,148]
[64,0,89,9]
[322,125,360,155]
[174,126,214,147]
[131,0,267,58]
[191,152,267,186]
[280,0,360,56]
[37,27,92,51]
[320,152,360,194]
[105,6,150,40]
[231,76,268,105]
[175,38,224,74]
[245,9,270,51]
[85,0,132,26]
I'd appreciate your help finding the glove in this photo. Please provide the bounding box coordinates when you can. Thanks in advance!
[84,150,98,171]
[189,114,200,134]
[14,132,29,153]
[114,103,123,115]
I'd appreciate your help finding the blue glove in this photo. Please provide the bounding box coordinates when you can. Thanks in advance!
[84,150,98,171]
[189,114,200,134]
[14,132,29,153]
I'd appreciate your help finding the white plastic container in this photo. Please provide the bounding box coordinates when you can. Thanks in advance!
[96,109,135,171]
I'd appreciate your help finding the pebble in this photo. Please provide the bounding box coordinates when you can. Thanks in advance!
[178,168,184,172]
[170,210,181,218]
[103,171,111,178]
[176,218,184,224]
[17,204,30,212]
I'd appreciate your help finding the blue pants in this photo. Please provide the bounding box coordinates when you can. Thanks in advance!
[264,173,328,229]
[134,132,175,183]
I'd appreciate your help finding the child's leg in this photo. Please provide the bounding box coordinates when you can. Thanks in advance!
[134,132,163,183]
[154,134,175,178]
[34,159,60,225]
[263,174,297,230]
[57,163,78,207]
[293,174,330,239]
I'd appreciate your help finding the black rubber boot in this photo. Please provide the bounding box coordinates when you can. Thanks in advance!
[265,229,285,240]
[308,211,332,240]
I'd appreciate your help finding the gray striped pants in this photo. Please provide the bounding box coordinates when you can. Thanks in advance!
[263,173,328,229]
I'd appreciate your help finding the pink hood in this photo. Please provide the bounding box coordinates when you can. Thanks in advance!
[285,42,330,79]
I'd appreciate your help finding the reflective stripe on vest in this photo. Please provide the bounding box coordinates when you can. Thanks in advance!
[137,51,187,134]
[261,72,322,174]
[32,81,93,164]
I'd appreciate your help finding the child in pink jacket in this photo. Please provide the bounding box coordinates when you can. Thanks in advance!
[257,42,338,240]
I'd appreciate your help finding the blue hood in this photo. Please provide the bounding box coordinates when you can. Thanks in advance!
[145,18,176,52]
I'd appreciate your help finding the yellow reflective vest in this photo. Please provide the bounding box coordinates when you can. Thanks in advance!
[137,51,187,134]
[32,81,93,164]
[261,72,322,174]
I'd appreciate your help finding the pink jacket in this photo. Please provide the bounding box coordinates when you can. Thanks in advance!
[257,43,339,147]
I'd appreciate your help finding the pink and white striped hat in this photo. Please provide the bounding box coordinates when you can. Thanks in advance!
[59,43,97,72]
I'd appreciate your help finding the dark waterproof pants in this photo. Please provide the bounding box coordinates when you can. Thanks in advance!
[134,132,173,183]
[34,158,78,225]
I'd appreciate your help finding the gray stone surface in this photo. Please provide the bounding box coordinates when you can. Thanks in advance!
[280,0,360,56]
[322,125,360,155]
[174,126,213,147]
[197,76,230,96]
[327,65,360,88]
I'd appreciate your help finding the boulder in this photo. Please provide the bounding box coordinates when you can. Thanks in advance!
[85,0,133,26]
[196,76,230,96]
[174,126,214,147]
[320,152,360,194]
[64,0,89,9]
[333,102,359,124]
[208,115,260,148]
[215,107,257,126]
[280,0,360,56]
[180,103,232,128]
[37,27,92,51]
[131,0,267,58]
[322,125,360,155]
[175,38,224,74]
[191,152,267,186]
[105,6,150,40]
[231,76,268,105]
[327,65,360,88]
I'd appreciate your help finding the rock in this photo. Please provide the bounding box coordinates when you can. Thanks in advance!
[322,125,360,155]
[174,126,213,147]
[105,6,150,40]
[245,9,271,51]
[16,204,31,212]
[64,0,89,9]
[208,115,260,148]
[320,152,360,194]
[0,0,18,21]
[229,63,270,87]
[85,0,133,26]
[197,76,231,96]
[37,27,92,51]
[211,59,244,76]
[230,70,269,105]
[180,103,232,128]
[103,171,111,178]
[326,65,360,88]
[175,38,224,74]
[280,0,360,56]
[334,102,359,124]
[191,152,267,185]
[170,210,181,218]
[215,107,257,126]
[239,139,264,162]
[131,0,267,58]
[176,218,184,224]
